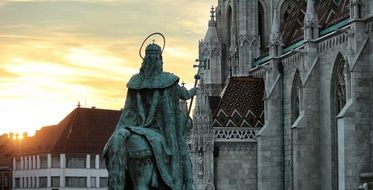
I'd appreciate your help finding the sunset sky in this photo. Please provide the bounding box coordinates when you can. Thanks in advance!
[0,0,215,136]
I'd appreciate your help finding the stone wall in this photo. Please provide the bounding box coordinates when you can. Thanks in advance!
[214,143,257,190]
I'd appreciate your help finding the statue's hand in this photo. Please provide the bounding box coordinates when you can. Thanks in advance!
[189,88,198,96]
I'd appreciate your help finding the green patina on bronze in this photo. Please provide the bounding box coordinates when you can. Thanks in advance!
[104,42,196,190]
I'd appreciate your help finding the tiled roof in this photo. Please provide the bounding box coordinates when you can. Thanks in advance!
[13,107,121,156]
[52,108,121,154]
[281,0,350,46]
[17,125,63,155]
[212,77,264,128]
[0,137,16,167]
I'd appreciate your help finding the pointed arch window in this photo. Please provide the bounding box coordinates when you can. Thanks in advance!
[227,6,233,47]
[331,54,348,190]
[333,57,346,114]
[352,0,365,19]
[357,3,362,18]
[291,70,302,124]
[280,0,297,25]
[258,2,266,49]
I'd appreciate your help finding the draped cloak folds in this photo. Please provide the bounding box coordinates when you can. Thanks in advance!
[114,71,193,190]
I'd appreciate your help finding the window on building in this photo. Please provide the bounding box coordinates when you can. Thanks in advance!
[0,173,2,188]
[331,54,347,190]
[24,157,28,170]
[15,158,21,170]
[100,177,108,187]
[15,178,20,188]
[39,155,48,169]
[66,155,86,168]
[51,155,60,168]
[280,0,296,24]
[258,2,266,49]
[39,177,47,188]
[227,5,232,47]
[90,155,96,169]
[4,173,8,187]
[99,156,106,169]
[90,177,96,188]
[291,70,302,125]
[65,177,87,188]
[51,176,60,187]
[25,177,28,188]
[100,156,106,168]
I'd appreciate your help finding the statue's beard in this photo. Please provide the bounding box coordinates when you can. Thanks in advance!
[140,55,163,77]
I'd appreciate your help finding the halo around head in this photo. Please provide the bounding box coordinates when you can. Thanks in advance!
[139,32,166,60]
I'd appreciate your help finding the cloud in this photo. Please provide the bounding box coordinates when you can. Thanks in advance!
[0,0,216,135]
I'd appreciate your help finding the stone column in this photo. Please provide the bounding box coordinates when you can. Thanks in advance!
[291,41,321,190]
[47,154,51,168]
[20,156,24,170]
[32,156,36,169]
[96,155,99,169]
[36,155,40,169]
[86,154,90,169]
[257,58,283,190]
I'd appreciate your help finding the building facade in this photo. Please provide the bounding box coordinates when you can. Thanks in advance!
[0,167,10,190]
[12,154,108,190]
[10,107,121,190]
[0,134,14,190]
[191,0,373,189]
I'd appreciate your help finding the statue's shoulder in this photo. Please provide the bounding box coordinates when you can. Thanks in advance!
[127,72,179,89]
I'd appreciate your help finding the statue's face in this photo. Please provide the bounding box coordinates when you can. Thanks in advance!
[146,53,161,62]
[145,44,162,61]
[140,44,163,76]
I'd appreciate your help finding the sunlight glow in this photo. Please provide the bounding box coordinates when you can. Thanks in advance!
[0,0,215,136]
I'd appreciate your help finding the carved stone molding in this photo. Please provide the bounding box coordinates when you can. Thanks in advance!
[200,42,221,56]
[214,127,259,142]
[238,34,260,47]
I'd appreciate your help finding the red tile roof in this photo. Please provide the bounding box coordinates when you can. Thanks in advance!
[281,0,350,46]
[52,108,121,154]
[212,77,264,128]
[4,108,121,157]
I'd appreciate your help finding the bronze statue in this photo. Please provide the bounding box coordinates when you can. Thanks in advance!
[104,33,196,190]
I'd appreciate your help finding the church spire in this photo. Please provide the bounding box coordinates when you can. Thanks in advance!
[304,0,319,41]
[204,6,219,43]
[209,6,216,25]
[304,0,317,25]
[269,10,282,57]
[270,10,280,44]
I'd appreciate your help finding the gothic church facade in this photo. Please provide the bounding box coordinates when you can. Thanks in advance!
[191,0,373,189]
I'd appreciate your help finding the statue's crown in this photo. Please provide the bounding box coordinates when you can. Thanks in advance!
[145,43,162,56]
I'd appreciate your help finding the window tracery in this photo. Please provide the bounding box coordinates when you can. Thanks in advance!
[280,0,297,25]
[291,70,301,125]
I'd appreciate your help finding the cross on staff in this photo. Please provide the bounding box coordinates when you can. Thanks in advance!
[188,58,207,115]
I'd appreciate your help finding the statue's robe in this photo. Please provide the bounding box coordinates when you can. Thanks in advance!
[111,72,193,190]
